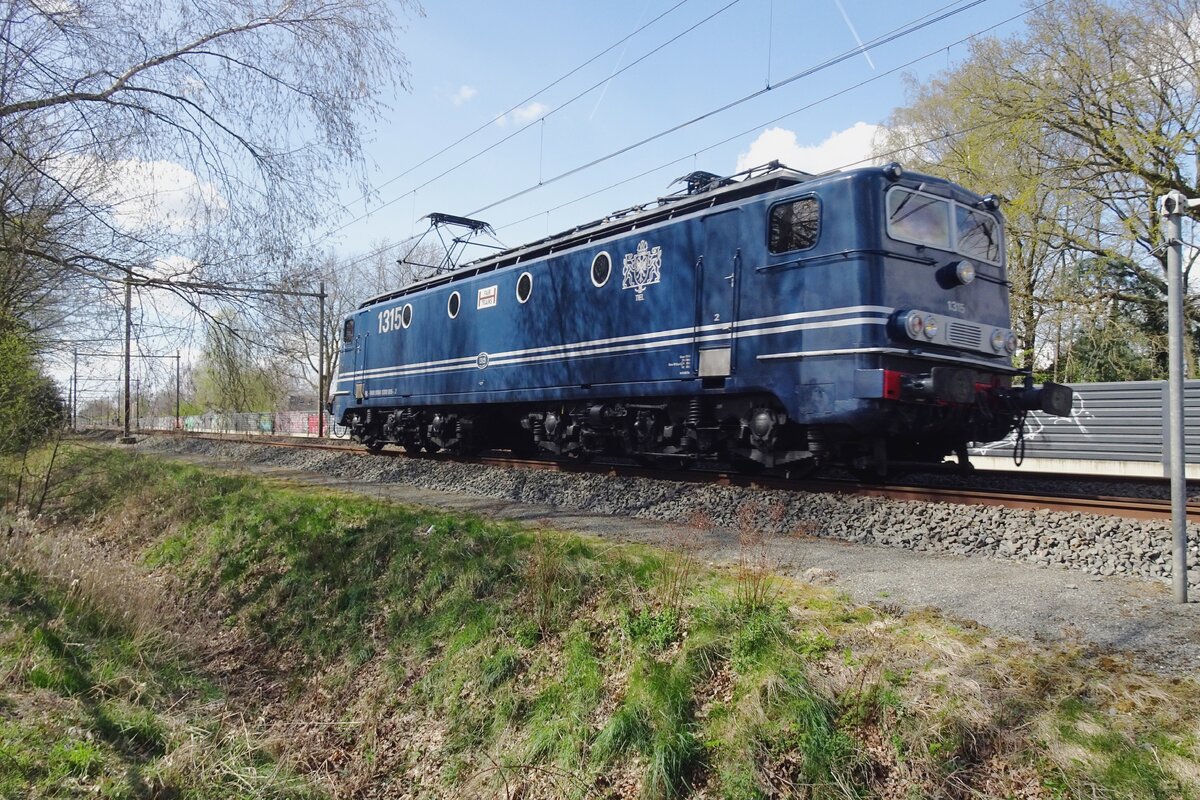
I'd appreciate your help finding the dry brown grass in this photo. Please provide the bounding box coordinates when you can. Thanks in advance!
[733,502,783,613]
[0,508,182,645]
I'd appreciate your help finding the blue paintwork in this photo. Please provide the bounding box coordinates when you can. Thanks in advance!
[331,166,1016,431]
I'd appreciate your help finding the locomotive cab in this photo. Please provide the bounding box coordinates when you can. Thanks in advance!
[818,164,1073,471]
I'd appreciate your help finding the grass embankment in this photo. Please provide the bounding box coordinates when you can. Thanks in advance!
[1,443,1198,799]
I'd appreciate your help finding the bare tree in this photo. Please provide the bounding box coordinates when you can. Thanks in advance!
[264,238,446,405]
[0,0,416,352]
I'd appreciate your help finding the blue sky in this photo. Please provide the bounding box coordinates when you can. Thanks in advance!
[325,0,1032,262]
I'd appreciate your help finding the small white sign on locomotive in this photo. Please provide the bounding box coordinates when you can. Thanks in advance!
[477,285,498,309]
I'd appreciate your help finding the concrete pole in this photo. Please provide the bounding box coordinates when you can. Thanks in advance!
[175,351,181,431]
[1157,191,1190,603]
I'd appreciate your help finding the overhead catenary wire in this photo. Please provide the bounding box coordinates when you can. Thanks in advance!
[340,0,988,238]
[511,51,1200,254]
[466,0,992,218]
[489,0,1052,235]
[339,0,698,213]
[337,0,999,269]
[343,25,1190,278]
[326,0,746,238]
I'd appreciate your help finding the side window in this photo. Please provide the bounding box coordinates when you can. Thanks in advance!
[516,271,533,304]
[591,252,612,287]
[342,318,354,343]
[768,198,820,254]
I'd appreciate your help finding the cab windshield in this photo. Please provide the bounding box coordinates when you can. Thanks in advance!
[886,186,1002,265]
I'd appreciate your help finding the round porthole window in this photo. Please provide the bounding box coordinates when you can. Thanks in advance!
[591,252,611,288]
[516,271,533,304]
[401,303,413,328]
[447,291,461,319]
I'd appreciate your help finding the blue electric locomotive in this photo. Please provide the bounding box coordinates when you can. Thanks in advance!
[330,162,1072,475]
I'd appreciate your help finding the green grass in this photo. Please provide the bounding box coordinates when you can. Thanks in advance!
[2,443,1199,799]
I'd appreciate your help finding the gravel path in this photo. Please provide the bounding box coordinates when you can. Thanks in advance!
[129,435,1200,676]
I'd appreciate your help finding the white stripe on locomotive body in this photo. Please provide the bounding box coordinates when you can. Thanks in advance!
[336,304,892,383]
[486,317,887,371]
[336,304,894,383]
[757,347,1017,372]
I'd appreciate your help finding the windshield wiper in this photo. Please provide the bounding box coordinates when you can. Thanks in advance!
[889,182,927,223]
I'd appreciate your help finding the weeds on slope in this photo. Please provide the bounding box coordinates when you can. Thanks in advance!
[2,444,1199,799]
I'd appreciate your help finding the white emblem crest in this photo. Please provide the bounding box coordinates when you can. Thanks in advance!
[621,240,662,301]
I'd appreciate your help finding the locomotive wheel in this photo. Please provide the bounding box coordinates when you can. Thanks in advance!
[364,439,385,454]
[401,442,426,455]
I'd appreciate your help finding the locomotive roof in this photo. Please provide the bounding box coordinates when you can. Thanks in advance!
[359,161,817,309]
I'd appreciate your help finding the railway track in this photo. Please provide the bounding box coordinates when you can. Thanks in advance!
[133,430,1200,523]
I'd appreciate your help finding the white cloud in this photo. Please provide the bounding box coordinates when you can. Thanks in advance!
[107,159,227,234]
[496,101,549,127]
[47,154,226,235]
[735,122,883,174]
[451,84,477,105]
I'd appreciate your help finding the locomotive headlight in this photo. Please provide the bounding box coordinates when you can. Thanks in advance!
[990,329,1006,352]
[954,260,976,285]
[1004,331,1018,354]
[922,316,939,338]
[903,310,925,339]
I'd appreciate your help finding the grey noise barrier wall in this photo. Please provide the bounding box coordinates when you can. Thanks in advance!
[970,380,1200,477]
